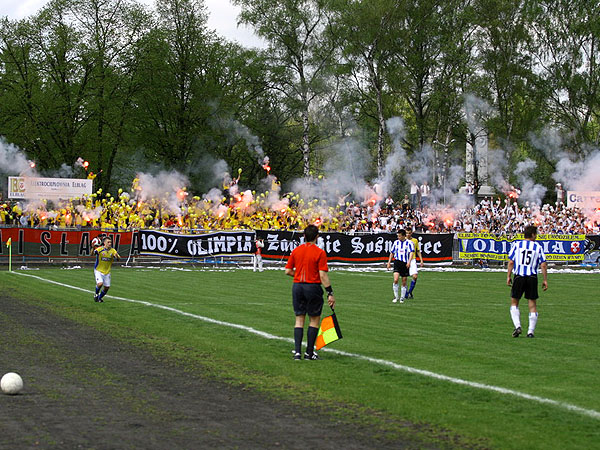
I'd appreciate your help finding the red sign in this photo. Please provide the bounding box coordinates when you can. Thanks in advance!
[0,228,136,259]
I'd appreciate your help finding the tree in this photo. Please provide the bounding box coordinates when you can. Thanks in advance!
[387,0,476,154]
[0,17,53,167]
[70,0,152,191]
[328,0,401,177]
[0,0,151,192]
[473,0,543,144]
[0,4,92,171]
[132,0,217,170]
[532,0,600,150]
[233,0,337,176]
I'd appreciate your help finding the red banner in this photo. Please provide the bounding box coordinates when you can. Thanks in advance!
[0,228,135,259]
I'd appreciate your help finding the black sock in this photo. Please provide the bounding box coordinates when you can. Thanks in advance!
[294,327,303,354]
[306,326,319,355]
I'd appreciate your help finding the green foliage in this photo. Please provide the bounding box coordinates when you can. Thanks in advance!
[233,0,339,177]
[0,0,599,196]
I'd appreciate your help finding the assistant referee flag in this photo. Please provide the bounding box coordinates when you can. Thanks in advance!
[315,311,343,351]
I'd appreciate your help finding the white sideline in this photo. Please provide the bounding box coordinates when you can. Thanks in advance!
[12,271,600,421]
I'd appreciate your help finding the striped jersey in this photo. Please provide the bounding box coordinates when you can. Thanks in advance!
[390,239,415,263]
[508,239,546,276]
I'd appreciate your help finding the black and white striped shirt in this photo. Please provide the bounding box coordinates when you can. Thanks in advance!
[508,240,546,276]
[390,239,414,263]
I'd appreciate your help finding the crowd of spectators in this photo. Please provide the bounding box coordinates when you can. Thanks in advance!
[342,195,597,235]
[0,186,598,236]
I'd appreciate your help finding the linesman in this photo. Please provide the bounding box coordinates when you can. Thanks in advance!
[285,225,335,360]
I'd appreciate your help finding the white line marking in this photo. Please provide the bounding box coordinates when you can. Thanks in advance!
[11,271,600,421]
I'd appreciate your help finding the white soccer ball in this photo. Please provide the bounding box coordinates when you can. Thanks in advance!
[1,372,23,395]
[91,237,101,247]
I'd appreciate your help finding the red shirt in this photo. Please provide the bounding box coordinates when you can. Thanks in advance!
[285,242,328,284]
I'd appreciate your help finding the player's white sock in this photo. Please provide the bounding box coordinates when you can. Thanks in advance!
[510,306,521,328]
[401,286,407,299]
[393,283,399,299]
[528,312,538,335]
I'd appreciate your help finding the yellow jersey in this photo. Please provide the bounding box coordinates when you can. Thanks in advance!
[94,247,118,274]
[410,237,421,258]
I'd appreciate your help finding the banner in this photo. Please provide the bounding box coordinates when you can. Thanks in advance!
[567,191,600,210]
[255,230,454,263]
[586,235,600,252]
[8,176,93,200]
[457,233,587,261]
[137,229,255,258]
[583,235,600,266]
[0,228,133,258]
[0,228,595,264]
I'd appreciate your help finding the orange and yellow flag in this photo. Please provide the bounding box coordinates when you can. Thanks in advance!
[315,312,343,351]
[6,237,11,248]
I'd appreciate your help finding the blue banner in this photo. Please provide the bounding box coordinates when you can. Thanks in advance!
[456,233,586,261]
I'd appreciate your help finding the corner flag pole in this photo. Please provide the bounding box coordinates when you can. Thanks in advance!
[125,229,135,267]
[7,238,12,272]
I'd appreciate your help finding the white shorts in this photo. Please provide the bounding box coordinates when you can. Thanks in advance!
[409,259,418,277]
[94,270,111,287]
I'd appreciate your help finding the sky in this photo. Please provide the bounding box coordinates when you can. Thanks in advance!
[0,0,266,48]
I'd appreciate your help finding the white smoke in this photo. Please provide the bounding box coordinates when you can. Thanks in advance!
[136,170,189,214]
[530,128,600,192]
[407,144,434,185]
[221,118,265,162]
[528,127,564,162]
[202,187,223,204]
[0,137,37,177]
[377,116,407,198]
[486,147,510,192]
[554,150,600,192]
[291,137,373,207]
[514,159,547,204]
[75,204,104,221]
[54,163,74,178]
[428,164,470,209]
[463,94,495,135]
[261,176,289,212]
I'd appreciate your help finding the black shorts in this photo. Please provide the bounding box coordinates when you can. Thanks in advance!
[393,260,410,277]
[511,275,539,300]
[292,283,324,317]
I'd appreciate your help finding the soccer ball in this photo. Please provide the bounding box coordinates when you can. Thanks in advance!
[570,241,580,253]
[91,237,101,247]
[1,372,23,395]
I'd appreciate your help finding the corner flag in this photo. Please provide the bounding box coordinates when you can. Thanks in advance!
[7,237,12,272]
[315,310,343,351]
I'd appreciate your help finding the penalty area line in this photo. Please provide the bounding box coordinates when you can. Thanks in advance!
[12,271,600,421]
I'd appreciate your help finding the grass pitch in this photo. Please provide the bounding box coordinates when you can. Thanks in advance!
[1,266,599,448]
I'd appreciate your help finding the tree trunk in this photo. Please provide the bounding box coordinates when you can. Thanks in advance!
[367,57,385,178]
[301,106,311,177]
